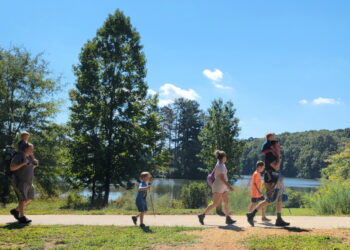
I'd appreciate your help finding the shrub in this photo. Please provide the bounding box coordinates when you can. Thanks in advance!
[284,189,308,208]
[63,192,85,209]
[110,191,136,210]
[310,180,350,215]
[155,194,184,209]
[180,183,209,208]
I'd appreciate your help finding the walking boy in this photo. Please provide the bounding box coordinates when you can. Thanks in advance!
[248,161,270,222]
[132,172,151,228]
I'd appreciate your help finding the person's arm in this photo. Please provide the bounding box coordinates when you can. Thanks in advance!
[10,161,27,171]
[253,182,262,196]
[270,160,281,170]
[219,174,234,191]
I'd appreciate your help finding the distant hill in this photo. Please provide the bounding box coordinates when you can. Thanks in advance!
[240,128,350,179]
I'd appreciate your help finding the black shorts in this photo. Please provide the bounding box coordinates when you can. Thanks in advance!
[251,196,265,203]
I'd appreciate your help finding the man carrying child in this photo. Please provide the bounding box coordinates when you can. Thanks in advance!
[246,133,290,227]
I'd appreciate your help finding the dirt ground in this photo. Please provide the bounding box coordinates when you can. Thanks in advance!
[154,226,350,250]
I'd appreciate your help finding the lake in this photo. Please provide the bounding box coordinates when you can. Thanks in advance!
[81,176,320,201]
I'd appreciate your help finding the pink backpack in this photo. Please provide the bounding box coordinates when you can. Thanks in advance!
[207,167,216,186]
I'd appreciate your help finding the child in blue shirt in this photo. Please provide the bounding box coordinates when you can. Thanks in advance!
[261,133,276,155]
[132,172,151,228]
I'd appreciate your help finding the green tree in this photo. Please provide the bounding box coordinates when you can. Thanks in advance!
[31,124,70,198]
[322,144,350,181]
[171,98,205,179]
[0,47,61,205]
[198,99,245,180]
[69,10,160,206]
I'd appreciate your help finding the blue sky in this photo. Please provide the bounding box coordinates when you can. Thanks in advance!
[1,0,349,138]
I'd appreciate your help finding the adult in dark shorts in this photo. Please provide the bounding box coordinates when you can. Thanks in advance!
[246,140,290,227]
[10,143,38,224]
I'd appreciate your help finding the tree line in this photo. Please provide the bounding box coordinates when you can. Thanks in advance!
[241,129,350,179]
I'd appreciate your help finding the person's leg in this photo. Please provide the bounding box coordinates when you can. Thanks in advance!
[248,202,257,213]
[140,212,144,225]
[275,197,289,226]
[222,192,230,216]
[198,193,223,225]
[18,201,26,217]
[203,193,223,214]
[222,192,236,224]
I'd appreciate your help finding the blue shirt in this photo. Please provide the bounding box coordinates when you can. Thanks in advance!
[136,182,148,200]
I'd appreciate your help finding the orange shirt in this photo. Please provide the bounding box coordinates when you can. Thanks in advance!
[251,171,262,198]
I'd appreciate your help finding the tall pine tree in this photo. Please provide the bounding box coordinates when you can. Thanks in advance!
[69,10,160,206]
[198,99,245,180]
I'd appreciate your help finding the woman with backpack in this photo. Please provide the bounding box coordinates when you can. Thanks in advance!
[197,150,236,225]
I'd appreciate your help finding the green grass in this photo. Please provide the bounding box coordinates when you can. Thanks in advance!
[0,199,331,216]
[0,224,200,249]
[243,235,350,250]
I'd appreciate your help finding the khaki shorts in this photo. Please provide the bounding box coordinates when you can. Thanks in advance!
[265,182,282,203]
[12,178,34,202]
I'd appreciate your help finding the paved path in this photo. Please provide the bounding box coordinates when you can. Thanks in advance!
[1,215,350,229]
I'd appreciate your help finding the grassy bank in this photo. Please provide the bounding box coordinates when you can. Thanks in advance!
[0,224,200,249]
[0,198,317,216]
[244,235,350,249]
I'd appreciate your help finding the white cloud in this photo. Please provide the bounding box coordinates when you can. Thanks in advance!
[312,97,340,105]
[147,89,157,96]
[203,68,232,89]
[299,97,340,105]
[203,69,223,82]
[213,83,232,90]
[154,83,200,107]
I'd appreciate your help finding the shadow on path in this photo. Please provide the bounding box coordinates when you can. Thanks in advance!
[1,222,30,230]
[257,222,310,232]
[218,224,244,232]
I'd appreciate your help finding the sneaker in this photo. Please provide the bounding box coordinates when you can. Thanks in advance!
[18,216,32,224]
[262,217,271,222]
[216,210,226,217]
[10,209,19,220]
[246,213,255,227]
[198,214,205,225]
[140,223,146,228]
[225,216,236,225]
[131,216,137,225]
[275,218,290,227]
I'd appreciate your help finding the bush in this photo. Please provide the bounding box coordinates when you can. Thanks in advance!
[110,191,136,210]
[284,189,309,208]
[155,194,184,209]
[310,180,350,215]
[63,192,85,209]
[180,183,209,208]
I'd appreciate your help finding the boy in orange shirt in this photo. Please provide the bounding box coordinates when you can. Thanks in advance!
[248,161,270,222]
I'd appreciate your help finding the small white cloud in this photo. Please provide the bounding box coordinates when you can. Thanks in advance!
[312,97,340,105]
[156,83,200,107]
[147,89,157,96]
[213,83,232,90]
[299,97,340,105]
[203,69,223,82]
[203,68,232,89]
